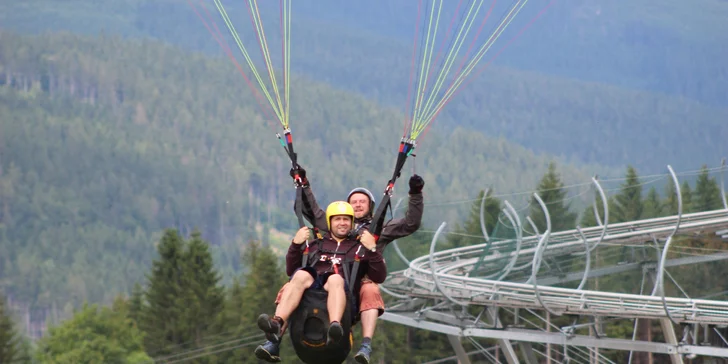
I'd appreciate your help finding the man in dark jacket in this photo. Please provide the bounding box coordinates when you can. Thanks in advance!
[292,168,424,363]
[255,201,383,362]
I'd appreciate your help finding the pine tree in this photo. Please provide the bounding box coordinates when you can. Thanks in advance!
[642,186,662,219]
[238,241,287,322]
[217,241,288,363]
[139,229,226,361]
[681,180,694,213]
[578,196,613,228]
[663,180,679,216]
[446,189,502,249]
[693,165,722,212]
[128,282,144,328]
[529,162,576,233]
[182,229,225,348]
[612,166,643,223]
[140,229,188,355]
[0,293,19,363]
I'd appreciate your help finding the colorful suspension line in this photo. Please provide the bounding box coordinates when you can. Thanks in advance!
[405,0,532,142]
[190,0,294,142]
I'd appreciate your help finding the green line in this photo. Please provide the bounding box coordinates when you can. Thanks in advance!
[284,0,292,129]
[213,0,284,124]
[417,0,484,132]
[249,0,286,124]
[214,0,280,118]
[414,0,444,126]
[415,0,528,138]
[411,0,440,128]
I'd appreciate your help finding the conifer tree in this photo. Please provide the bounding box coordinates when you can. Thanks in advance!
[612,166,643,223]
[128,282,144,327]
[447,189,502,249]
[238,241,287,322]
[642,186,662,219]
[139,229,226,360]
[140,229,188,355]
[681,180,694,213]
[693,165,722,212]
[663,179,679,216]
[219,241,288,363]
[182,229,225,348]
[0,293,19,364]
[529,162,576,233]
[578,196,613,228]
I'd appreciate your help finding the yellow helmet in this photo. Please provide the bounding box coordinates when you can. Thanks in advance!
[325,201,354,230]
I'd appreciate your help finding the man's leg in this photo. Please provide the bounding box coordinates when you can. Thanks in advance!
[354,280,385,364]
[258,270,313,341]
[255,281,293,362]
[323,274,346,344]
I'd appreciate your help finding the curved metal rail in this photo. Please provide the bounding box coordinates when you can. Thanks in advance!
[383,207,728,325]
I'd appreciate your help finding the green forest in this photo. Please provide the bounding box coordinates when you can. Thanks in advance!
[1,0,728,362]
[1,0,727,171]
[2,158,726,362]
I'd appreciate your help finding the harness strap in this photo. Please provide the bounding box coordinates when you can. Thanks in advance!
[295,186,305,228]
[301,241,309,269]
[348,246,363,290]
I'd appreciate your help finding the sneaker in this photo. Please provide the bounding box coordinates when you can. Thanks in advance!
[254,340,282,362]
[326,321,343,345]
[354,343,372,364]
[257,314,282,343]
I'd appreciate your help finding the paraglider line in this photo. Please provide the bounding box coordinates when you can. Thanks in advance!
[419,0,485,124]
[420,0,551,132]
[211,0,285,123]
[246,0,286,126]
[419,0,466,119]
[417,0,526,134]
[412,0,441,129]
[188,0,278,132]
[402,0,423,138]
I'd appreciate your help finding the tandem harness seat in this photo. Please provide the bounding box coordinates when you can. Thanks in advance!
[288,237,367,364]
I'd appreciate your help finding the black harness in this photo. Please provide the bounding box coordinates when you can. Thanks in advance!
[301,236,366,292]
[288,236,364,364]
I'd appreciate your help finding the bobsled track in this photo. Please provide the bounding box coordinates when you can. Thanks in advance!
[380,163,728,364]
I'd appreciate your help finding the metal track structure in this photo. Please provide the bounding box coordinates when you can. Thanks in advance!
[380,162,728,364]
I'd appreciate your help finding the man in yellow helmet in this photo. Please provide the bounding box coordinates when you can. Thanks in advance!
[255,201,383,362]
[289,167,424,364]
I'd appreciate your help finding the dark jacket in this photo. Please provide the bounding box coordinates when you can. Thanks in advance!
[294,184,424,247]
[285,233,387,284]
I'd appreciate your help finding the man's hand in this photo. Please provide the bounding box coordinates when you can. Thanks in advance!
[360,230,377,252]
[289,165,309,187]
[409,174,425,194]
[292,227,310,245]
[289,165,306,180]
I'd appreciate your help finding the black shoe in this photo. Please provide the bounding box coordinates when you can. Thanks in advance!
[354,343,372,364]
[326,321,343,345]
[254,340,282,362]
[257,314,282,343]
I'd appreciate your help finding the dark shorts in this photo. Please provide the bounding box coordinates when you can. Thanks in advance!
[291,266,349,291]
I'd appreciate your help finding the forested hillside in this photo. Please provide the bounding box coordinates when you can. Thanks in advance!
[0,29,612,328]
[2,2,728,361]
[1,1,727,172]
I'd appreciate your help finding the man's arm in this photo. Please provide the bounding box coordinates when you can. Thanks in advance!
[290,166,328,232]
[300,186,328,232]
[377,175,425,245]
[377,192,424,246]
[362,250,387,283]
[285,242,304,277]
